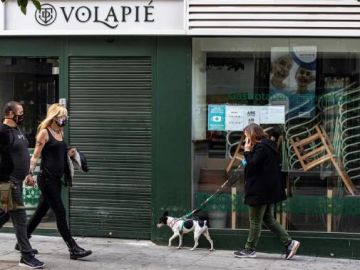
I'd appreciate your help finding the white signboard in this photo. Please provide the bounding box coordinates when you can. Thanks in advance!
[260,105,285,124]
[208,104,285,131]
[225,105,244,131]
[2,0,185,35]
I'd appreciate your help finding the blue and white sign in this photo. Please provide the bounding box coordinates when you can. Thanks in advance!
[208,104,285,131]
[208,104,225,131]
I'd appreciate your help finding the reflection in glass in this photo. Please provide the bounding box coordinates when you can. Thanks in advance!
[0,57,59,229]
[193,38,360,233]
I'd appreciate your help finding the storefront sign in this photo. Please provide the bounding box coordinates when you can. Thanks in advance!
[208,105,285,131]
[2,0,184,35]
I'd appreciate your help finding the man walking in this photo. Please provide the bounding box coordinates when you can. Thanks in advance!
[0,101,45,268]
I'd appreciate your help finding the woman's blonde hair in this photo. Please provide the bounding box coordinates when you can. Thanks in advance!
[38,103,68,132]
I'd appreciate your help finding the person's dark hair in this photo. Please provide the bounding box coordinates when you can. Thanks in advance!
[243,123,268,144]
[3,101,20,116]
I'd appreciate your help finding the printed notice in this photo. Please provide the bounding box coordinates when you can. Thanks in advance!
[244,106,260,126]
[225,106,244,131]
[260,106,285,124]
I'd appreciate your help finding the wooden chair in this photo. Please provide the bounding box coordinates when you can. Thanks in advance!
[226,134,245,173]
[290,124,358,196]
[225,134,245,229]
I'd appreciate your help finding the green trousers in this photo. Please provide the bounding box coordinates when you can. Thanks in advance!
[245,204,291,250]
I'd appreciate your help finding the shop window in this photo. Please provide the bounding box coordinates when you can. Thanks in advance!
[0,57,59,229]
[192,38,360,233]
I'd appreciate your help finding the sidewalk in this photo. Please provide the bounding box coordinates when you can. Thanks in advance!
[0,233,358,270]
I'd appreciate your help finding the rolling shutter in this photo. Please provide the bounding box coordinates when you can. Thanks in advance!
[68,56,152,239]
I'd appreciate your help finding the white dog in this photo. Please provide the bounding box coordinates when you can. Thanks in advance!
[157,211,214,251]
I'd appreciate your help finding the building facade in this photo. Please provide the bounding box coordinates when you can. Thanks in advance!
[1,0,360,259]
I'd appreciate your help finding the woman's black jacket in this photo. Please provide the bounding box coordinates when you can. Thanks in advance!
[243,138,286,206]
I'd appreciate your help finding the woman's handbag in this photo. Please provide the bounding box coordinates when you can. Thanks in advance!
[0,182,23,212]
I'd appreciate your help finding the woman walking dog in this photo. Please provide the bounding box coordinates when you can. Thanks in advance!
[234,123,300,259]
[21,103,92,260]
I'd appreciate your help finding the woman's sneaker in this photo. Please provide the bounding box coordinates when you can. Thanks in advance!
[19,256,45,269]
[234,248,257,258]
[285,240,300,260]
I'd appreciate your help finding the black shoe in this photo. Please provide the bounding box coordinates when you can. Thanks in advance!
[66,239,92,260]
[234,248,256,258]
[19,255,45,269]
[69,246,92,260]
[15,243,39,255]
[285,240,300,260]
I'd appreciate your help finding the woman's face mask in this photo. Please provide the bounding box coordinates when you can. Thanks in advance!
[55,117,68,127]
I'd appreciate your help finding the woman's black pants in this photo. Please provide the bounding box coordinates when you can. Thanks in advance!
[27,175,72,243]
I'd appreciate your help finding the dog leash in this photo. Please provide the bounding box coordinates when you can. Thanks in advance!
[163,164,243,230]
[180,163,244,220]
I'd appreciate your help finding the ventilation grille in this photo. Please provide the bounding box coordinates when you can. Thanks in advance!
[188,0,360,35]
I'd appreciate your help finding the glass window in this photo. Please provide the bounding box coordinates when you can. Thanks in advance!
[192,38,360,233]
[0,57,59,229]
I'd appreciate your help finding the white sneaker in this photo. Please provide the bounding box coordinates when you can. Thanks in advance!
[285,240,300,260]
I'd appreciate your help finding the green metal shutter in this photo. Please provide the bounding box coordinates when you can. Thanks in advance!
[68,57,152,239]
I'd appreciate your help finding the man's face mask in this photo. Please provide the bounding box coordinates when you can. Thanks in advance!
[13,114,24,125]
[55,117,67,127]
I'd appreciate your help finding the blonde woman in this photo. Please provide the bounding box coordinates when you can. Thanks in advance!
[19,103,92,260]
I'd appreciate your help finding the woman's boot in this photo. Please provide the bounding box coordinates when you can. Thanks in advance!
[66,238,92,260]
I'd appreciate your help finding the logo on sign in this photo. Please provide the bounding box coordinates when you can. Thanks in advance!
[35,4,57,26]
[212,116,222,122]
[34,2,156,28]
